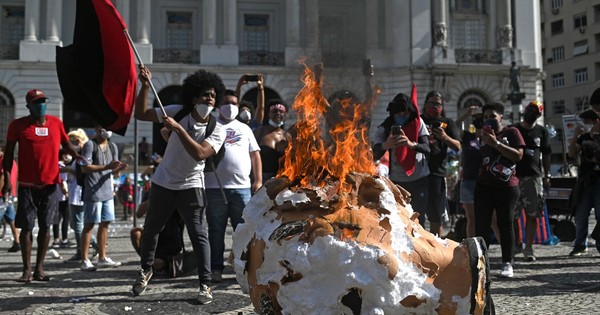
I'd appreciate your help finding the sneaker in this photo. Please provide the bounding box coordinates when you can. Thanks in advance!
[7,242,20,252]
[67,253,82,262]
[523,248,537,262]
[499,262,513,278]
[197,283,213,304]
[212,271,222,283]
[132,268,153,296]
[52,240,61,248]
[569,247,588,256]
[60,240,73,248]
[97,257,122,268]
[81,259,97,271]
[514,244,523,256]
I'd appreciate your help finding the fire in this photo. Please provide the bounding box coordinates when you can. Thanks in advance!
[278,63,379,190]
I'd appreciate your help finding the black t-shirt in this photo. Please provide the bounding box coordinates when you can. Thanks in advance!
[421,116,461,177]
[512,123,551,177]
[576,133,600,184]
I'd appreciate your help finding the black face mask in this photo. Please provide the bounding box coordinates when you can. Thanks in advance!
[483,119,499,133]
[472,118,484,129]
[523,112,538,124]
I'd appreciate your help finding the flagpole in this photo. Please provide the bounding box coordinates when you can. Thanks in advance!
[123,29,168,117]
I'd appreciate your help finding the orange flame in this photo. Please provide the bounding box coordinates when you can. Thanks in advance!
[278,63,380,191]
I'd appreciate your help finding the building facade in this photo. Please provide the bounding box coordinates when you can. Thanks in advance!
[0,0,543,157]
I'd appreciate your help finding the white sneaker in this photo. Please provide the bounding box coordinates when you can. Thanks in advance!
[197,283,213,304]
[499,262,513,278]
[81,259,97,271]
[97,257,122,268]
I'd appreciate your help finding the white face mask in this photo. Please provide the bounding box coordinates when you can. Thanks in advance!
[64,154,73,164]
[238,109,252,123]
[99,128,112,140]
[195,104,214,120]
[219,104,239,121]
[269,119,284,128]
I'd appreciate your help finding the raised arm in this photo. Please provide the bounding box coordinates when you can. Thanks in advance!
[134,66,160,122]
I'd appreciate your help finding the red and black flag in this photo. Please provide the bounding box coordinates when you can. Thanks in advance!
[56,0,137,135]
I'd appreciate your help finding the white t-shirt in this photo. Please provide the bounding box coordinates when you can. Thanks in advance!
[204,118,260,189]
[373,117,430,182]
[151,105,226,190]
[67,162,84,206]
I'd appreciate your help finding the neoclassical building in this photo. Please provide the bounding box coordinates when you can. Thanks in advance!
[0,0,543,155]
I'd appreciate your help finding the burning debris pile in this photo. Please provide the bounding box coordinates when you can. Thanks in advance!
[232,65,493,314]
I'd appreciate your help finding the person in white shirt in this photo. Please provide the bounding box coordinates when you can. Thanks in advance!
[205,90,262,282]
[131,67,226,305]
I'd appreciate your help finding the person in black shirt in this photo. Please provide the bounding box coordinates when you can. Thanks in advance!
[567,109,600,256]
[421,91,461,236]
[511,101,551,261]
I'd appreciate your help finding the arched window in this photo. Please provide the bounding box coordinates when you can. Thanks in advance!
[0,86,15,138]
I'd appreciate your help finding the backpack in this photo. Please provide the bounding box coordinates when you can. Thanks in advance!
[173,109,225,172]
[75,139,117,187]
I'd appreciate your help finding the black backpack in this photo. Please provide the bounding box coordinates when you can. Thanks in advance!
[173,109,225,172]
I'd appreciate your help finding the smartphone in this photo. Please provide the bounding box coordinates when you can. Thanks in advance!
[482,125,493,134]
[391,125,402,135]
[245,74,260,82]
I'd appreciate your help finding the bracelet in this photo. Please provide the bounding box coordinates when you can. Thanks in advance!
[494,140,501,149]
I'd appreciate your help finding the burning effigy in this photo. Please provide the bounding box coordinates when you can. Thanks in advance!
[232,64,494,315]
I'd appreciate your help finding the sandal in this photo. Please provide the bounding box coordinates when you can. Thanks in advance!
[32,273,50,281]
[16,274,33,283]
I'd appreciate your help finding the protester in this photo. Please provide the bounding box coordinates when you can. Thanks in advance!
[139,137,150,165]
[421,91,461,235]
[0,140,20,252]
[566,109,600,256]
[253,99,291,181]
[205,90,262,282]
[53,149,71,249]
[235,73,265,128]
[474,102,525,278]
[117,176,135,221]
[2,89,81,282]
[132,66,226,304]
[512,101,552,261]
[79,123,124,271]
[373,93,431,224]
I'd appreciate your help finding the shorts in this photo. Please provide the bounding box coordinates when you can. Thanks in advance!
[515,176,543,219]
[84,199,116,224]
[460,179,477,204]
[0,202,16,222]
[15,185,60,230]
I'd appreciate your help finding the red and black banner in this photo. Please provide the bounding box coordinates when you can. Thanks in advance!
[56,0,137,135]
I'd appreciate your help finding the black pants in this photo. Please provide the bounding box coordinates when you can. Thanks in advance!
[53,200,70,240]
[474,182,520,263]
[140,184,211,284]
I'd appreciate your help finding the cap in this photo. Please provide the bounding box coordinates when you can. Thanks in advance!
[25,89,48,104]
[526,100,544,114]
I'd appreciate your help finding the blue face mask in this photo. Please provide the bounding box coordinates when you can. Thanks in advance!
[29,102,47,118]
[393,115,408,126]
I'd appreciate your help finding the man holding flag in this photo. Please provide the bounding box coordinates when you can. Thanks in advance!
[372,87,431,224]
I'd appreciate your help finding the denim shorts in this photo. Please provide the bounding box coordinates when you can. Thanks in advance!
[460,179,477,204]
[0,203,16,223]
[84,199,115,224]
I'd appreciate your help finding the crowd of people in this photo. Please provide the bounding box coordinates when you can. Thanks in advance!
[2,69,600,305]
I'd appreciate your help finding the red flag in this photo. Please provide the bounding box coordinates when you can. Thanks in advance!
[56,0,137,135]
[394,84,421,176]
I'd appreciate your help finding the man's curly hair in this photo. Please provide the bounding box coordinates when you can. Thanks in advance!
[181,69,226,109]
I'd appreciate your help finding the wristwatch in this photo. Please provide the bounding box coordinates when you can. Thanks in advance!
[494,140,501,148]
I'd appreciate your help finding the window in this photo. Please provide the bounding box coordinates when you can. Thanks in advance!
[0,86,15,139]
[595,5,600,24]
[450,0,486,14]
[552,100,565,114]
[574,68,588,84]
[552,73,565,88]
[552,46,565,61]
[575,96,587,111]
[1,6,24,59]
[243,15,269,52]
[449,0,487,49]
[550,20,563,35]
[573,40,588,56]
[574,14,587,29]
[166,12,192,49]
[551,0,563,10]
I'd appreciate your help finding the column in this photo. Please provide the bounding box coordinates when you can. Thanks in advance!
[285,0,302,66]
[496,0,512,48]
[137,0,150,44]
[203,0,216,44]
[223,0,236,45]
[45,0,62,42]
[24,0,40,41]
[432,0,447,47]
[305,0,319,60]
[365,0,378,49]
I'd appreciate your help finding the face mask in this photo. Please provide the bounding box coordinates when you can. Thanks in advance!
[29,102,47,118]
[393,115,408,126]
[99,128,112,140]
[425,106,442,118]
[523,111,538,124]
[583,124,595,133]
[64,154,73,164]
[472,118,483,129]
[269,119,284,128]
[483,119,499,133]
[219,104,239,121]
[195,104,214,120]
[238,110,252,123]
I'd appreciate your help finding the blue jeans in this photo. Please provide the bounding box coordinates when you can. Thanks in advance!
[70,204,96,256]
[574,180,600,251]
[205,188,251,272]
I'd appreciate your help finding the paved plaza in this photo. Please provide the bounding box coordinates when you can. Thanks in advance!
[0,216,598,314]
